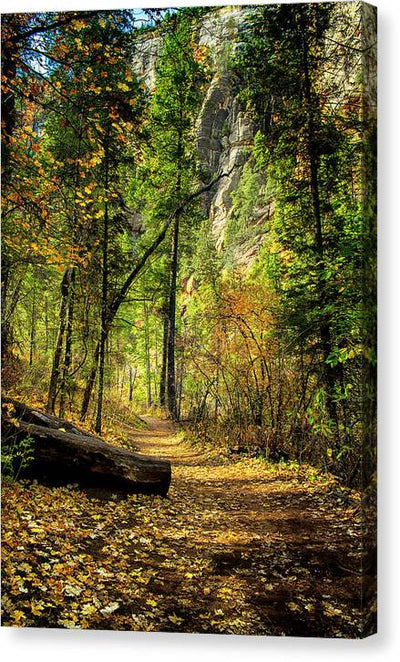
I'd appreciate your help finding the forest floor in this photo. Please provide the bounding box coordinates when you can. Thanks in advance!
[1,415,375,637]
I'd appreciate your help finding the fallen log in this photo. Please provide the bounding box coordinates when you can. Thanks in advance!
[2,396,98,437]
[1,400,171,496]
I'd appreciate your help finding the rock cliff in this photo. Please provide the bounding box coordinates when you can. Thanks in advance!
[133,6,257,255]
[132,3,376,263]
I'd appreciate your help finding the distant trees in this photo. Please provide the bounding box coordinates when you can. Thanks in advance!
[230,2,375,480]
[180,2,376,484]
[133,14,208,419]
[1,5,376,483]
[2,11,146,429]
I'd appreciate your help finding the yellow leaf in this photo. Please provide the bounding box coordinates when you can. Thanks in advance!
[58,618,79,628]
[72,19,86,31]
[31,602,45,616]
[100,601,119,615]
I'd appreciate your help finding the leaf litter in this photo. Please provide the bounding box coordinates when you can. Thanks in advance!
[1,416,373,636]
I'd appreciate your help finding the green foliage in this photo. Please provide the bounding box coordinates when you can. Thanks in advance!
[2,435,35,481]
[225,159,264,251]
[1,5,375,486]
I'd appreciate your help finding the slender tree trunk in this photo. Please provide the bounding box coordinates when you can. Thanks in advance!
[1,23,18,359]
[29,283,37,367]
[44,298,49,354]
[46,269,73,414]
[59,267,76,418]
[48,112,82,416]
[143,301,152,409]
[1,278,23,361]
[1,17,17,189]
[159,306,169,407]
[1,255,13,360]
[95,144,110,435]
[80,342,100,421]
[128,367,136,403]
[177,354,184,422]
[214,338,221,421]
[166,213,179,420]
[165,118,184,421]
[301,28,338,433]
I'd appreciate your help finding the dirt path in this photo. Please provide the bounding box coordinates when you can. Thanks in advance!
[125,416,370,637]
[1,416,374,636]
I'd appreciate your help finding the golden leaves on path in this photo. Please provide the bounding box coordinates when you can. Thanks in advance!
[1,420,368,637]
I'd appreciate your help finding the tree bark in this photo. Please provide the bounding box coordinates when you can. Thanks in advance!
[2,399,171,496]
[80,341,100,421]
[143,301,152,408]
[29,282,37,367]
[301,27,338,433]
[166,214,179,421]
[159,305,169,407]
[59,267,76,418]
[95,140,110,435]
[128,367,137,403]
[1,19,20,359]
[46,268,74,414]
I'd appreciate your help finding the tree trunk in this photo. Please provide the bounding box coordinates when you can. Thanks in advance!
[166,214,179,421]
[46,269,73,414]
[159,306,169,407]
[29,282,37,367]
[59,267,76,418]
[44,297,49,354]
[80,342,100,421]
[301,28,338,433]
[176,354,184,422]
[2,398,171,496]
[95,143,110,435]
[1,17,18,190]
[143,301,152,408]
[128,367,136,403]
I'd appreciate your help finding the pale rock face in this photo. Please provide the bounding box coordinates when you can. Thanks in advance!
[196,6,256,251]
[195,71,255,250]
[131,3,374,265]
[132,6,259,256]
[197,5,251,63]
[132,33,161,90]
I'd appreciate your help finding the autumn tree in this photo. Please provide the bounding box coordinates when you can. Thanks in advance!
[236,2,370,473]
[1,11,102,360]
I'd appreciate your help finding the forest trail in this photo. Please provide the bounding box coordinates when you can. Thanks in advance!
[123,416,368,637]
[2,415,371,636]
[132,415,207,465]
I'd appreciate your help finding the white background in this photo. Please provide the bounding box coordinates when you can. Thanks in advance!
[1,0,399,660]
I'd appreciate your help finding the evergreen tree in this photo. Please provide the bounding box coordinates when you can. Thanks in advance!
[238,3,366,462]
[135,12,207,419]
